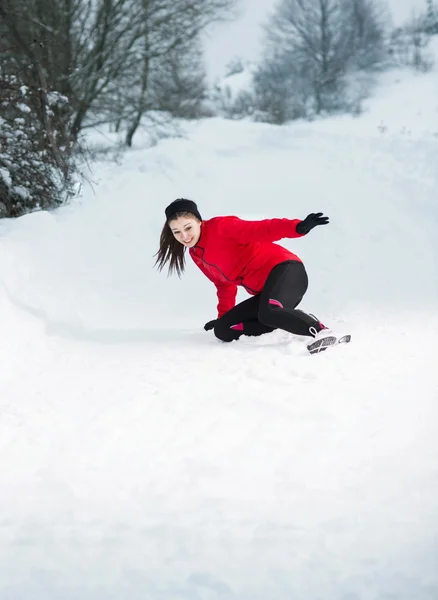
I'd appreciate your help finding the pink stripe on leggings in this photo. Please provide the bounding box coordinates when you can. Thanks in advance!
[269,298,284,308]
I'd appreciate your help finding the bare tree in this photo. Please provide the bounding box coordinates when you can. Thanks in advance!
[65,0,145,138]
[150,41,208,119]
[1,0,238,145]
[265,0,353,113]
[425,0,438,34]
[347,0,389,70]
[254,0,388,120]
[120,0,237,146]
[252,54,310,123]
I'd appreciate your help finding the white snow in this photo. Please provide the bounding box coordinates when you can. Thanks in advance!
[0,167,12,188]
[1,58,438,600]
[214,63,257,100]
[17,103,31,114]
[11,185,31,200]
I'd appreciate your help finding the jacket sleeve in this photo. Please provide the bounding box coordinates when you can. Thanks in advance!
[197,259,237,317]
[218,216,306,244]
[215,282,238,318]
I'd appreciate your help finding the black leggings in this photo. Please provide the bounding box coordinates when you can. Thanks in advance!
[213,261,324,342]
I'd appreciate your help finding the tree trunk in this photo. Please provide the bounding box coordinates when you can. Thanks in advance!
[125,113,143,147]
[70,102,90,140]
[125,44,150,147]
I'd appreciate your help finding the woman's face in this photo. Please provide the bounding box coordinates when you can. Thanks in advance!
[169,215,201,248]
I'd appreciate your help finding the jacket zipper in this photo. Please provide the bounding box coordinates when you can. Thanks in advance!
[193,245,258,294]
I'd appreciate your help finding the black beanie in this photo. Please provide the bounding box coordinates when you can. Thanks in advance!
[165,199,202,222]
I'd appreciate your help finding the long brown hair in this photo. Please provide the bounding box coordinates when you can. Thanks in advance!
[154,211,198,277]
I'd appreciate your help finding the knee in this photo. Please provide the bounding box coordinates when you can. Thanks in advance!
[213,322,240,342]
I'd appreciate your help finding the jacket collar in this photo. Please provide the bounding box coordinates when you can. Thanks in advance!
[193,220,206,249]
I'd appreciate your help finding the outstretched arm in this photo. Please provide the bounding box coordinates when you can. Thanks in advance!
[218,216,303,244]
[216,214,328,244]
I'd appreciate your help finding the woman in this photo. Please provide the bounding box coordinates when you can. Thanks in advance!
[155,198,350,354]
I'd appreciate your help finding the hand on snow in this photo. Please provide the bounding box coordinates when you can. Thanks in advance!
[204,319,217,331]
[296,212,329,234]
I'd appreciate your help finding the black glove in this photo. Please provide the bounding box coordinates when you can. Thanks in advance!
[296,212,329,234]
[204,319,217,331]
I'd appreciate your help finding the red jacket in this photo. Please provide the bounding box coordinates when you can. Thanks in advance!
[189,216,305,317]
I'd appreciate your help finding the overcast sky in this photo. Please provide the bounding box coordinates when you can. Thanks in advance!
[203,0,427,81]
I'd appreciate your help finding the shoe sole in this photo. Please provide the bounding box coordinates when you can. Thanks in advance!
[308,334,351,355]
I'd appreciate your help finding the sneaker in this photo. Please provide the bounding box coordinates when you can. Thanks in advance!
[307,328,351,355]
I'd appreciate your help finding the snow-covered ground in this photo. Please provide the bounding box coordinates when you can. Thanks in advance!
[1,59,438,600]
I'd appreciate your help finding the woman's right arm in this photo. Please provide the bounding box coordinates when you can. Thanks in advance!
[215,281,238,318]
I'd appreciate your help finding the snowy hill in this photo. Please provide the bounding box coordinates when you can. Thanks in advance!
[1,57,438,599]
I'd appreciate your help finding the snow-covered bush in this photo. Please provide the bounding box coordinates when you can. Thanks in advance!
[0,74,77,218]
